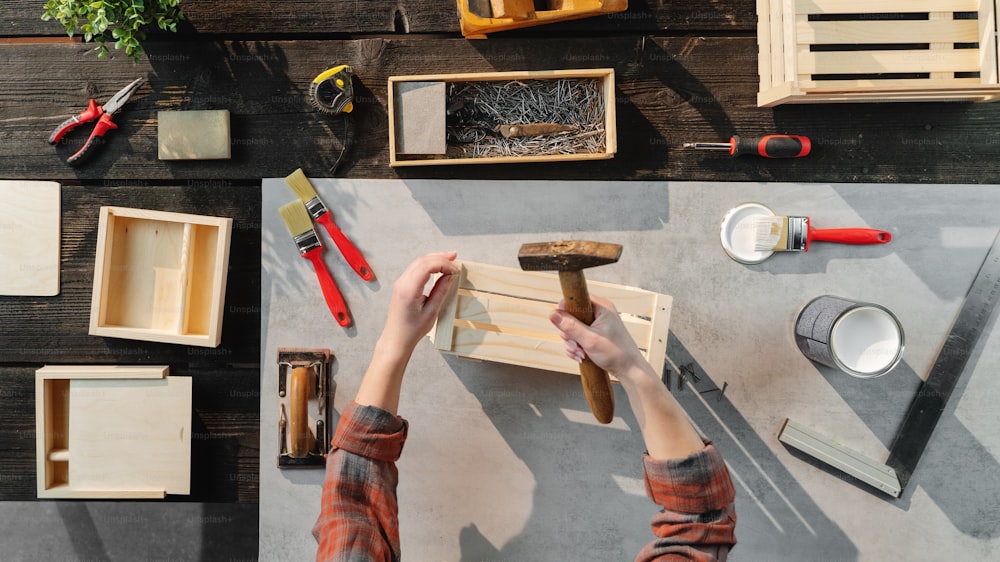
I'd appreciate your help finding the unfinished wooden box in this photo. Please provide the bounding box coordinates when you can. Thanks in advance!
[36,365,191,499]
[388,68,617,166]
[757,0,1000,106]
[431,261,671,377]
[89,206,233,347]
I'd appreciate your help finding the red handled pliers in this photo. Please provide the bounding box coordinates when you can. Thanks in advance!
[47,77,144,166]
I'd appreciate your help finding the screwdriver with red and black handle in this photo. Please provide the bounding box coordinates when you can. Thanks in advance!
[683,134,811,158]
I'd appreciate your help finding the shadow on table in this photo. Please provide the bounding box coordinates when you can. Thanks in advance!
[449,330,858,560]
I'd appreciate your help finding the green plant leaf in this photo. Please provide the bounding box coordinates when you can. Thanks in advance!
[39,0,185,63]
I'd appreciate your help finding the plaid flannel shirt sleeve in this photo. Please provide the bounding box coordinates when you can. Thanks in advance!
[636,442,737,562]
[313,401,408,562]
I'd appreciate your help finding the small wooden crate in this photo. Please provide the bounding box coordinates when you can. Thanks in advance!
[89,206,233,347]
[36,365,191,499]
[388,68,617,166]
[757,0,1000,106]
[430,261,671,377]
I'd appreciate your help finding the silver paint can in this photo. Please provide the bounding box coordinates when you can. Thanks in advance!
[795,296,905,378]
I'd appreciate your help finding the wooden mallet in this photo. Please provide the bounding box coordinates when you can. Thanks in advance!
[518,240,623,424]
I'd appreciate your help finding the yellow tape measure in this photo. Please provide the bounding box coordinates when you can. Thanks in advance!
[310,65,354,115]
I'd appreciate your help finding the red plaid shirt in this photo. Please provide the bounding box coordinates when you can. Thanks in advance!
[314,401,736,561]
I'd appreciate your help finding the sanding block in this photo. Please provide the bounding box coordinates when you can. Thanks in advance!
[277,348,334,468]
[158,110,231,160]
[393,81,447,155]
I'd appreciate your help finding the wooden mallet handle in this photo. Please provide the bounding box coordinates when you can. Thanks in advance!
[288,366,315,458]
[558,270,615,424]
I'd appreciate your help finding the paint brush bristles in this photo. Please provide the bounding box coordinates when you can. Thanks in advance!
[285,168,319,201]
[278,200,321,254]
[754,216,789,251]
[754,215,809,251]
[285,168,329,220]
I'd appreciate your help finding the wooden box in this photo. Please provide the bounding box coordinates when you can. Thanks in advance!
[430,261,671,377]
[388,68,617,166]
[36,365,192,499]
[757,0,1000,106]
[89,206,233,347]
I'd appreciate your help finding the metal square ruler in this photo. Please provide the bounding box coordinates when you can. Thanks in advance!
[780,229,1000,497]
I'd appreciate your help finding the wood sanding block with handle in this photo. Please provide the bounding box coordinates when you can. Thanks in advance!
[277,348,334,468]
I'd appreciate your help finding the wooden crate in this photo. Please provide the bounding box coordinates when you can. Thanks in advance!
[35,365,191,499]
[89,206,233,347]
[757,0,1000,106]
[430,261,671,378]
[388,68,617,166]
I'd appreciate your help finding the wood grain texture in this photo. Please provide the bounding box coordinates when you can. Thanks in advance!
[0,366,259,501]
[2,37,1000,183]
[62,374,192,498]
[0,184,260,365]
[0,0,755,36]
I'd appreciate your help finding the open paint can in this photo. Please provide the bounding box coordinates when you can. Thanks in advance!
[795,295,905,378]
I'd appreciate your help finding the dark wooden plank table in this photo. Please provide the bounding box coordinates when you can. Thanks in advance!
[1,0,998,507]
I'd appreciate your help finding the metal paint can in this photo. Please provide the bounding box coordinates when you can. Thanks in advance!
[795,295,905,378]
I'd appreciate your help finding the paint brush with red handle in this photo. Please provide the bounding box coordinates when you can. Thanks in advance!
[754,215,892,252]
[285,168,375,281]
[279,199,352,327]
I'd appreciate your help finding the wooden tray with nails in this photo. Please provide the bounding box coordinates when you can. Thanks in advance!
[388,68,617,166]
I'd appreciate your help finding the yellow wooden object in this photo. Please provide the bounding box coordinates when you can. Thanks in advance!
[430,261,671,379]
[757,0,1000,105]
[458,0,628,39]
[89,206,233,347]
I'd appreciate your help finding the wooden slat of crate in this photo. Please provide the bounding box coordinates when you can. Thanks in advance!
[798,77,987,90]
[796,0,979,14]
[431,261,671,377]
[459,261,658,318]
[798,49,981,75]
[795,18,979,44]
[454,291,653,346]
[982,0,1000,84]
[781,0,797,85]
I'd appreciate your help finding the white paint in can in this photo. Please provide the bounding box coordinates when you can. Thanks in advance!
[794,295,905,379]
[831,306,903,376]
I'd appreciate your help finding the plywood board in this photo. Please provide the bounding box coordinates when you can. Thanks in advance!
[35,365,191,499]
[0,180,60,296]
[68,377,192,495]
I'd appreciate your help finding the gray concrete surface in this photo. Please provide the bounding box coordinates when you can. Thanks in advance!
[260,178,1000,561]
[0,502,258,561]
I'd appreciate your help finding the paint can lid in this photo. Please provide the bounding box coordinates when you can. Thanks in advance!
[720,202,775,264]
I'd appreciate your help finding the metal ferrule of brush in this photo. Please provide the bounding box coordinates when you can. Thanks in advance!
[293,229,322,255]
[304,197,327,220]
[787,216,809,251]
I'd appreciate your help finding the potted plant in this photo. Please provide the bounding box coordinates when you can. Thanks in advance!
[42,0,185,62]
